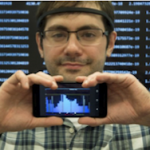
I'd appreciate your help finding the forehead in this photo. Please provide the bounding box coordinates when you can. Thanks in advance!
[45,13,104,30]
[43,3,105,30]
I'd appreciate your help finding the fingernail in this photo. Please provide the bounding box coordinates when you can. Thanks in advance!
[84,80,88,85]
[52,81,57,88]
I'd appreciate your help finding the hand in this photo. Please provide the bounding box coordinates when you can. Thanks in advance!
[0,70,64,133]
[76,72,150,126]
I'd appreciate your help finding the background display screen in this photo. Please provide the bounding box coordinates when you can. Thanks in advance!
[0,2,150,91]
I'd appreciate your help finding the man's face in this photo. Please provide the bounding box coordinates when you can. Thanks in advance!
[36,4,116,82]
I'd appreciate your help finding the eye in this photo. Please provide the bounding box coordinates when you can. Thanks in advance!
[79,30,97,39]
[52,32,66,38]
[46,30,67,41]
[83,32,95,38]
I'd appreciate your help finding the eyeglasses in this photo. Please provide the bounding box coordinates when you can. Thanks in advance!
[40,28,109,47]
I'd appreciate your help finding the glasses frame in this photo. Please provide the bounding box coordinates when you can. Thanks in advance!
[40,28,109,46]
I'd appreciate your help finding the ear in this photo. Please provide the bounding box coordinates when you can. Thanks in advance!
[106,31,117,57]
[36,32,44,58]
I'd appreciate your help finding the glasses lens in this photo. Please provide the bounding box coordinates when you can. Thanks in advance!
[44,30,68,47]
[78,29,103,46]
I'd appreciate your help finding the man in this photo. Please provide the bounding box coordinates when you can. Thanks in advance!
[0,1,150,149]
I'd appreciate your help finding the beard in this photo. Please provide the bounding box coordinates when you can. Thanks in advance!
[44,56,92,81]
[55,56,93,66]
[45,55,104,82]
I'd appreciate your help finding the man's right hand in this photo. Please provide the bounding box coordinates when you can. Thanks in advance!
[0,70,64,133]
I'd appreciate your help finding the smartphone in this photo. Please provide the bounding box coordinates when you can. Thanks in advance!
[32,82,107,118]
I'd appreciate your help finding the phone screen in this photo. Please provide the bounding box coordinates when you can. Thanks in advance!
[33,83,107,118]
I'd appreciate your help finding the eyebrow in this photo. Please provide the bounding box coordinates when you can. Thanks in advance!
[46,25,68,31]
[45,24,101,31]
[77,25,101,30]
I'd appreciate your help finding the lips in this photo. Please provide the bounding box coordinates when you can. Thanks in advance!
[61,62,85,70]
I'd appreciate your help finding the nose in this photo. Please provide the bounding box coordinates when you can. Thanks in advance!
[63,33,82,57]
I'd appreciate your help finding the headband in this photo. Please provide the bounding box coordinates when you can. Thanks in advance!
[37,7,114,30]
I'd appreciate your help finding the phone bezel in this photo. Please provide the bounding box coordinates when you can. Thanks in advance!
[32,82,107,118]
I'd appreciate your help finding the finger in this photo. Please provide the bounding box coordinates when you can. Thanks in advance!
[96,73,135,87]
[27,73,53,87]
[6,70,29,89]
[31,117,63,128]
[36,72,63,82]
[78,117,97,126]
[27,73,63,90]
[78,117,109,126]
[75,76,93,88]
[76,73,102,88]
[81,72,102,87]
[95,73,122,84]
[79,72,134,88]
[53,75,64,82]
[75,76,87,83]
[36,72,64,89]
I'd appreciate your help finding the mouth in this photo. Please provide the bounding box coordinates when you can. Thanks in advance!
[61,62,85,70]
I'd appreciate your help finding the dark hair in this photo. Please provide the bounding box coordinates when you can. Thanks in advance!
[36,1,114,33]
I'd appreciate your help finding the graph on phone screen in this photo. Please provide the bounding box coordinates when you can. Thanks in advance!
[46,94,90,114]
[44,86,90,116]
